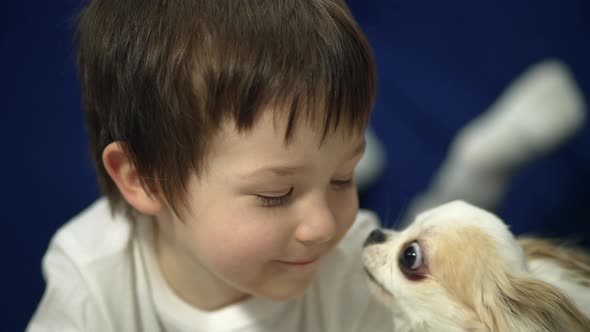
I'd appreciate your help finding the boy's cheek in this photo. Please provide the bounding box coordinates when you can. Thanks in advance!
[189,219,287,263]
[336,190,359,226]
[195,237,287,285]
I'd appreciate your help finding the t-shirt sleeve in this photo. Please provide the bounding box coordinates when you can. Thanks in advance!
[26,236,111,332]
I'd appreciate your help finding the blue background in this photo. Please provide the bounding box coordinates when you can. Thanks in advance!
[3,0,589,330]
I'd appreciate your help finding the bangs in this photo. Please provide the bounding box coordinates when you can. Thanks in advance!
[195,0,377,144]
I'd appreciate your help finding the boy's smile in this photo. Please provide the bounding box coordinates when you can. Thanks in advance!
[276,258,319,265]
[153,109,366,311]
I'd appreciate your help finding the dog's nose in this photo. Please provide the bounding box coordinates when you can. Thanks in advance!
[364,229,387,247]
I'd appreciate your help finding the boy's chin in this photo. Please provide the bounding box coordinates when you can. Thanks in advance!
[257,276,316,302]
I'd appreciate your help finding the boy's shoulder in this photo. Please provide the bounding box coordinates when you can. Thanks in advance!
[29,198,141,331]
[50,198,134,266]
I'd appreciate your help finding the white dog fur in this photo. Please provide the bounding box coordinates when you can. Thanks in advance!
[362,200,590,332]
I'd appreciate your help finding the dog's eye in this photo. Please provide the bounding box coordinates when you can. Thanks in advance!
[400,241,423,271]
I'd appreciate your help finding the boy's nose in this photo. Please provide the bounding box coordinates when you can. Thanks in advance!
[364,229,387,247]
[295,207,336,245]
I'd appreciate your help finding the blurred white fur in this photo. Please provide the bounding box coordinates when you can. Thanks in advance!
[403,60,586,226]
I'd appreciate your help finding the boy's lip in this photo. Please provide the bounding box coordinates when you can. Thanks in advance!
[276,257,319,266]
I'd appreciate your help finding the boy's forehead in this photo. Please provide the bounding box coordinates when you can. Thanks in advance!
[203,109,366,178]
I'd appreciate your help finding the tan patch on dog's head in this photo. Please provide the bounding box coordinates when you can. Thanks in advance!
[429,226,500,312]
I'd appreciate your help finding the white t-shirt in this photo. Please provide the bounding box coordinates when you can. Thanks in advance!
[27,198,394,332]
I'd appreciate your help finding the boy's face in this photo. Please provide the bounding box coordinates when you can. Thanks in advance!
[155,109,366,308]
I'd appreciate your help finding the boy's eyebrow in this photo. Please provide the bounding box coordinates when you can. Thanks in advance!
[242,165,305,178]
[243,139,367,179]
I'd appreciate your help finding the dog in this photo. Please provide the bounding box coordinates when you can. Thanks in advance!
[362,200,590,332]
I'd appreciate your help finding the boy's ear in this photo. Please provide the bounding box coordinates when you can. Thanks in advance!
[102,142,162,215]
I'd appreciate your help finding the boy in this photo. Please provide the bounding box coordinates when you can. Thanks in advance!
[28,0,394,331]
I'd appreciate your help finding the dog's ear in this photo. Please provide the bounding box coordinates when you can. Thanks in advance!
[477,273,590,331]
[519,237,590,281]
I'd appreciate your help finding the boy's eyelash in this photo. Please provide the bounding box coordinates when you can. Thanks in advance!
[331,178,354,188]
[256,187,294,208]
[255,178,353,208]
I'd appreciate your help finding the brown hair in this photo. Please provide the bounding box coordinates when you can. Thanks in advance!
[76,0,377,216]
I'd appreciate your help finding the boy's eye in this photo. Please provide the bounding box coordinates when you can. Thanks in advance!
[331,178,354,189]
[256,187,294,208]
